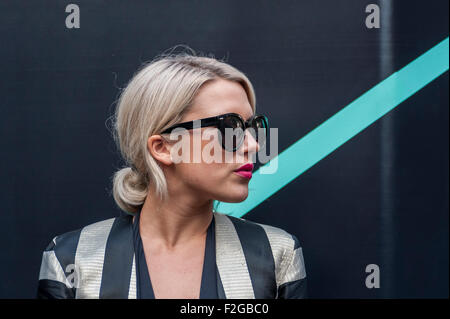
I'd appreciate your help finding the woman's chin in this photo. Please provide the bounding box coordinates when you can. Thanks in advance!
[216,187,249,203]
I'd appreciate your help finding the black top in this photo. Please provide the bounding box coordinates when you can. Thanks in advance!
[132,209,219,299]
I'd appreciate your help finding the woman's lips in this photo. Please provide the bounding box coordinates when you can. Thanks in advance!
[234,170,252,179]
[234,163,254,180]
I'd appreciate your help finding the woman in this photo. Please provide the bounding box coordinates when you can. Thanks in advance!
[37,49,307,299]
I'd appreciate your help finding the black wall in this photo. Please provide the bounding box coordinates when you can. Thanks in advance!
[0,0,448,298]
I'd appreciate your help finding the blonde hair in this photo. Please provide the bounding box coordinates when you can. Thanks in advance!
[110,46,256,214]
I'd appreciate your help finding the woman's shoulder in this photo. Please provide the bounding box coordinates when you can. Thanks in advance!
[213,211,306,295]
[37,214,134,299]
[42,214,132,258]
[213,211,302,256]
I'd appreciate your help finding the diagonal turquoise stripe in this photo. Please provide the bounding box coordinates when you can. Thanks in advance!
[215,37,449,218]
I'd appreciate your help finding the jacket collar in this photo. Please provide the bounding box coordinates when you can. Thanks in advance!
[108,211,255,299]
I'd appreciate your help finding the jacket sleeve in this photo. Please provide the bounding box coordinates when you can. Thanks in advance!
[276,234,307,299]
[36,237,76,299]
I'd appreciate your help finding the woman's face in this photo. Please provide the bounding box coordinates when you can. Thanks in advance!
[156,78,260,204]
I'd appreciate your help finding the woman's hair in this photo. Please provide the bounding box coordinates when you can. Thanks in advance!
[110,46,256,214]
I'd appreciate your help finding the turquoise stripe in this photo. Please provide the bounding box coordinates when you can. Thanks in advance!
[215,37,449,218]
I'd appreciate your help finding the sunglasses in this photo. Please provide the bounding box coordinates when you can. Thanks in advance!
[161,112,269,152]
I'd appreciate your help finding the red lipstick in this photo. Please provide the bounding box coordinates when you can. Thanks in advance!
[234,163,254,180]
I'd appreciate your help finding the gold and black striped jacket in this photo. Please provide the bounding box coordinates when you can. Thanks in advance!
[37,211,307,299]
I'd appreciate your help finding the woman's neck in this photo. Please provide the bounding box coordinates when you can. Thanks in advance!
[138,188,214,250]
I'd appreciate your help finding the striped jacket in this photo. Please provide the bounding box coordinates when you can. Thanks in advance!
[37,211,307,299]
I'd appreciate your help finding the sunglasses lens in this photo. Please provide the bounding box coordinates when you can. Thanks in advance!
[220,115,244,151]
[219,114,268,151]
[252,116,268,148]
[223,115,243,130]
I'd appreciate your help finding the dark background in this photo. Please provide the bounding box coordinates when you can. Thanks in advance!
[0,0,448,298]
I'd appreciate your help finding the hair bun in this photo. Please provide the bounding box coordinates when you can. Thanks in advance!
[112,167,148,214]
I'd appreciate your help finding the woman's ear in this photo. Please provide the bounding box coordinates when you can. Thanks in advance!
[147,135,173,166]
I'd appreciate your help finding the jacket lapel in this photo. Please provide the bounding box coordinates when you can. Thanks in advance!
[213,212,255,299]
[97,214,136,299]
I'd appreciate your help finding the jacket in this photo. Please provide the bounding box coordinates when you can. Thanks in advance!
[37,211,307,299]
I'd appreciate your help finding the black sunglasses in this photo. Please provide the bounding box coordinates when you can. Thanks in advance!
[160,112,269,152]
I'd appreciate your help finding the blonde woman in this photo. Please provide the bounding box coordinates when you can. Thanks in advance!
[37,48,307,299]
